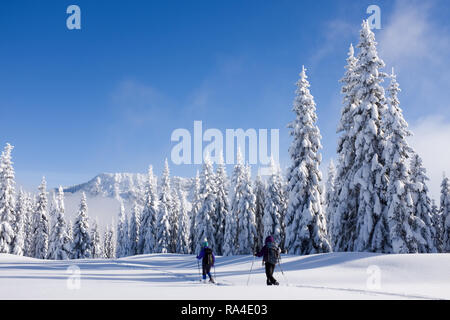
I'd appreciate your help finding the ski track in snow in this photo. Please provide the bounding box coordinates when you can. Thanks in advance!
[116,260,235,286]
[290,284,442,300]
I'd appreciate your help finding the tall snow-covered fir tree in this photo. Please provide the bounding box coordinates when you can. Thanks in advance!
[431,199,444,252]
[195,157,217,254]
[176,190,190,254]
[139,165,158,254]
[47,186,71,260]
[332,43,359,251]
[263,159,287,248]
[104,223,116,259]
[236,164,257,254]
[91,218,103,259]
[409,153,436,253]
[155,159,172,253]
[31,177,49,259]
[335,21,389,252]
[72,192,92,259]
[189,171,201,253]
[254,173,266,247]
[169,187,180,253]
[0,143,16,254]
[116,202,129,258]
[66,219,73,248]
[23,193,34,257]
[441,176,450,252]
[223,150,245,256]
[284,66,330,255]
[124,206,130,255]
[222,207,237,256]
[381,68,417,253]
[12,188,26,256]
[324,160,337,241]
[129,201,141,256]
[214,153,229,255]
[48,191,57,238]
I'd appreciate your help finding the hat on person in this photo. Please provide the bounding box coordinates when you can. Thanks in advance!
[265,235,274,244]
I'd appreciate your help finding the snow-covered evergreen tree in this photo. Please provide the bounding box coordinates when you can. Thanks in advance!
[189,171,201,253]
[195,157,217,254]
[263,159,287,248]
[170,187,180,253]
[332,44,359,251]
[139,165,158,254]
[155,159,172,253]
[72,192,92,259]
[48,190,57,237]
[124,208,130,255]
[441,176,450,252]
[284,66,331,255]
[12,188,25,256]
[0,143,16,254]
[254,173,266,247]
[23,193,34,257]
[214,153,229,255]
[32,177,49,259]
[66,219,73,249]
[335,21,389,252]
[104,223,116,259]
[222,209,237,256]
[223,150,245,256]
[176,190,190,254]
[129,201,141,256]
[91,218,103,259]
[116,202,129,258]
[382,68,417,253]
[431,200,444,253]
[47,186,71,260]
[236,164,257,254]
[409,153,436,253]
[324,160,337,240]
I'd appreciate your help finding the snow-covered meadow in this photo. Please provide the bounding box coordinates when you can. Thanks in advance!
[0,252,448,300]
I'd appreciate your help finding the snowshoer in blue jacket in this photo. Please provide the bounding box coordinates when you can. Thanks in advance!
[255,235,280,286]
[196,240,215,283]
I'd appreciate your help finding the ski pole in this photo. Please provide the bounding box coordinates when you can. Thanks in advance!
[247,255,256,286]
[277,256,289,285]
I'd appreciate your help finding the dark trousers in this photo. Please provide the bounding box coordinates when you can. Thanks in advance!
[202,264,212,280]
[265,262,277,284]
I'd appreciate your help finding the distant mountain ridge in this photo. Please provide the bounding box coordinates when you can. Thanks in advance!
[61,172,195,204]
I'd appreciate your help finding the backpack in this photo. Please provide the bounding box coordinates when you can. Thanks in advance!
[266,243,280,265]
[203,248,214,266]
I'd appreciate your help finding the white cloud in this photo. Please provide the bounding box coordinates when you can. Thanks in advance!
[409,115,450,201]
[378,0,450,116]
[378,1,444,65]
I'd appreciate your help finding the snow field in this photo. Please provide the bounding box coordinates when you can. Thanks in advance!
[0,252,448,300]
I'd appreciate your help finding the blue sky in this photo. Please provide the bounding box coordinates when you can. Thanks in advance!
[1,0,449,199]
